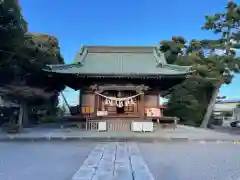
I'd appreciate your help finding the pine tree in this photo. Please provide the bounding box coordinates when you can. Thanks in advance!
[160,2,240,127]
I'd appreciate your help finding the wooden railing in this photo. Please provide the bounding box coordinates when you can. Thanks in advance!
[81,119,132,131]
[106,120,132,131]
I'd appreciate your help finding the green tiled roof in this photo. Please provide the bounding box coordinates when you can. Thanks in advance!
[44,46,193,77]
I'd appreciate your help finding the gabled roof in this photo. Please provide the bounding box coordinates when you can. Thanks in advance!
[44,45,193,77]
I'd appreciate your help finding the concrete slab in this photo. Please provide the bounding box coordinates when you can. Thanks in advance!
[93,143,116,180]
[72,143,106,180]
[128,143,155,180]
[114,142,132,180]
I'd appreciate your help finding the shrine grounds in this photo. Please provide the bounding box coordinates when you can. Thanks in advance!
[1,125,240,142]
[0,141,240,180]
[1,125,240,180]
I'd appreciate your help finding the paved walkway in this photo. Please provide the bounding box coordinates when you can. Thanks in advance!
[1,125,240,142]
[72,142,154,180]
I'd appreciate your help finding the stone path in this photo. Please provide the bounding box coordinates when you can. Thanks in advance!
[71,142,154,180]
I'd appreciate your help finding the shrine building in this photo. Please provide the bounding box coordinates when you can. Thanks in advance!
[44,45,193,124]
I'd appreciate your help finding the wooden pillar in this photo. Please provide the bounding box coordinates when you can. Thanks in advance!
[81,88,94,117]
[157,92,160,123]
[140,92,145,119]
[89,85,100,118]
[79,89,82,114]
[157,93,160,109]
[136,85,148,120]
[94,92,98,117]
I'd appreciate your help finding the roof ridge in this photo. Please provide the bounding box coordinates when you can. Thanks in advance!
[83,45,157,53]
[85,45,156,48]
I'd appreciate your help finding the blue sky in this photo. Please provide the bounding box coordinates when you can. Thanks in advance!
[20,0,240,105]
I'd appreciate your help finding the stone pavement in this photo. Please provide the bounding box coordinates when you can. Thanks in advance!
[1,125,240,142]
[1,141,240,180]
[72,142,154,180]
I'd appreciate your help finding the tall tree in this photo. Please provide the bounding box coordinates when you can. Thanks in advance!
[160,2,240,127]
[0,1,65,128]
[160,37,221,126]
[160,33,240,126]
[200,1,240,128]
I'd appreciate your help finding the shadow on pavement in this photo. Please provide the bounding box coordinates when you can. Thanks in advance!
[213,126,240,135]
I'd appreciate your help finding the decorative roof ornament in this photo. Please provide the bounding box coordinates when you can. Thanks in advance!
[136,84,149,93]
[153,45,168,66]
[90,84,98,91]
[73,46,88,65]
[156,44,161,52]
[79,46,85,55]
[235,64,239,69]
[153,45,194,72]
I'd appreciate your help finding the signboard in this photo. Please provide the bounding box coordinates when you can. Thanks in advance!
[145,108,161,117]
[81,106,93,114]
[97,111,108,116]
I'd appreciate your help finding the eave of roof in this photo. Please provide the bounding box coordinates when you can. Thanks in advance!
[43,65,194,77]
[216,99,240,104]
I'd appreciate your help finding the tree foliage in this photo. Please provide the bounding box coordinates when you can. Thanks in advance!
[0,0,27,51]
[1,33,65,97]
[0,1,65,127]
[162,1,240,126]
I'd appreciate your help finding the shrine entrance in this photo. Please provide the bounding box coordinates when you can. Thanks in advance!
[116,105,125,114]
[95,90,141,118]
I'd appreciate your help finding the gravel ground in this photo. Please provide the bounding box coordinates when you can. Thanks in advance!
[0,142,96,180]
[138,142,240,180]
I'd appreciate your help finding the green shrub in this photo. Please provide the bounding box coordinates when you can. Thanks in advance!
[38,115,58,124]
